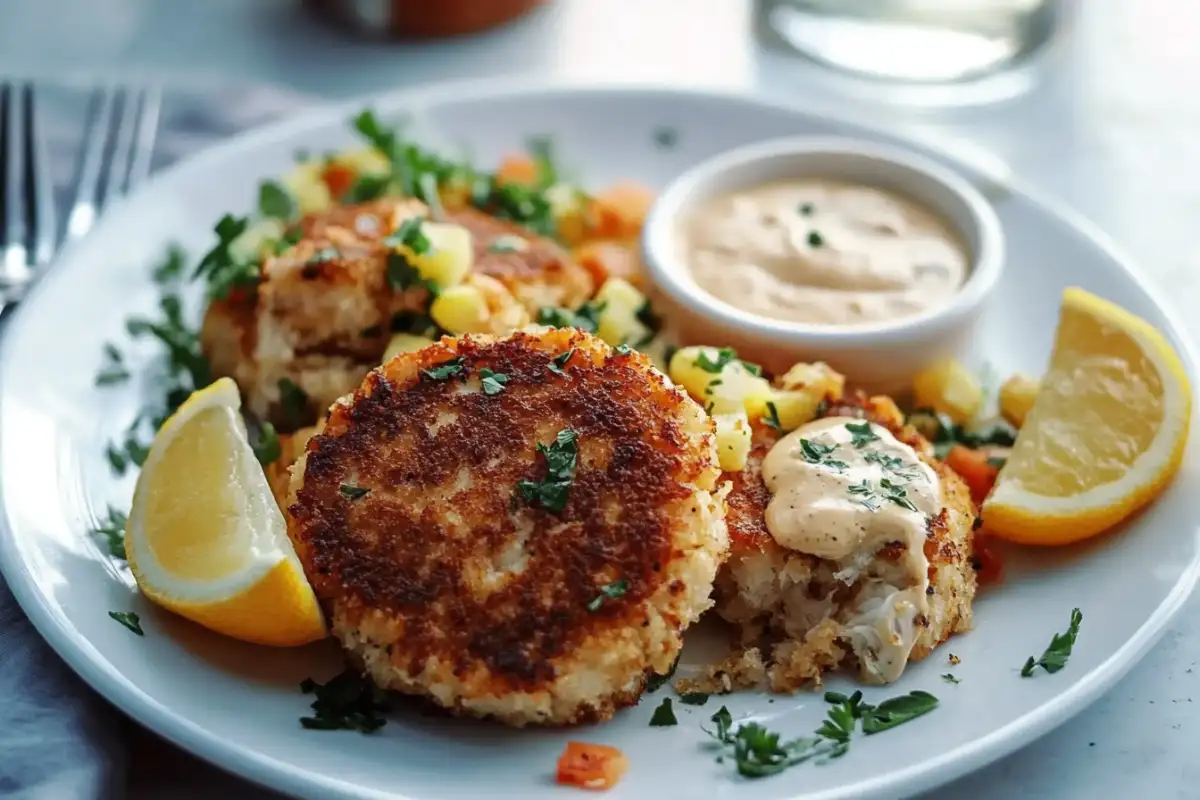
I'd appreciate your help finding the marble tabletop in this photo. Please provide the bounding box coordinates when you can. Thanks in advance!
[2,0,1198,798]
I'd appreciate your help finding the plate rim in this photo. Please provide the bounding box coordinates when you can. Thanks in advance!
[1,76,1198,800]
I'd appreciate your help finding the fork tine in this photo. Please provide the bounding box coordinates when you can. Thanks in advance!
[127,84,161,190]
[102,87,138,203]
[28,85,56,265]
[3,83,30,284]
[64,85,115,242]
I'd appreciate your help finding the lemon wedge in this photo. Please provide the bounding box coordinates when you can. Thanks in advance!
[125,378,327,645]
[983,287,1192,545]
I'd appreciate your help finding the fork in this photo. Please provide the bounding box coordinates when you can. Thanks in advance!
[1,81,161,307]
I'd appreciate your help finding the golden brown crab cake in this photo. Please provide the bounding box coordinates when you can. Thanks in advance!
[711,396,976,693]
[286,328,728,726]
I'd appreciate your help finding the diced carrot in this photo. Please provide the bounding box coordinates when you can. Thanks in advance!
[589,181,655,239]
[945,445,1000,506]
[573,240,643,290]
[321,163,356,201]
[972,524,1005,586]
[555,741,628,791]
[496,154,539,186]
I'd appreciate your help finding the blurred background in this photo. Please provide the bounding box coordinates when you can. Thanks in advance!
[1,1,1197,798]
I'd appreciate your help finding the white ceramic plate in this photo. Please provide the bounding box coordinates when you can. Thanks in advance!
[1,81,1198,800]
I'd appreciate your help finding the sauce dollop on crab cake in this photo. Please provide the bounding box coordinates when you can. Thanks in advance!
[286,328,728,726]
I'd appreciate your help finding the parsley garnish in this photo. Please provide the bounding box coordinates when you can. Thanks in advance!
[704,706,831,778]
[422,357,465,381]
[547,348,575,377]
[339,484,370,500]
[679,692,710,706]
[151,245,187,284]
[384,216,432,254]
[489,180,557,237]
[798,202,815,216]
[192,214,258,299]
[489,234,528,253]
[807,230,824,248]
[860,691,939,734]
[942,673,961,684]
[526,135,558,189]
[273,227,304,254]
[653,126,679,149]
[480,368,508,395]
[695,347,738,374]
[649,697,678,726]
[586,578,628,612]
[847,480,879,511]
[258,180,298,221]
[536,302,606,334]
[95,343,129,386]
[109,611,143,635]
[864,450,920,480]
[90,506,127,559]
[763,402,783,431]
[614,344,633,356]
[908,408,1017,459]
[635,299,663,344]
[343,173,390,204]
[385,218,439,294]
[105,424,150,476]
[278,378,309,428]
[517,428,578,514]
[879,478,919,512]
[1021,608,1083,677]
[300,670,390,733]
[799,438,847,472]
[646,657,679,693]
[845,421,880,448]
[252,421,281,466]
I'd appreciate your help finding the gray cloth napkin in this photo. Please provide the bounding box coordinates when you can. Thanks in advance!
[0,80,314,800]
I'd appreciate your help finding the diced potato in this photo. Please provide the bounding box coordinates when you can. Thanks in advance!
[912,357,984,423]
[331,146,391,179]
[779,361,845,401]
[769,389,823,431]
[383,333,434,363]
[283,162,333,214]
[398,222,474,289]
[469,274,531,334]
[595,278,652,348]
[999,373,1041,428]
[868,395,906,429]
[229,219,285,263]
[713,410,752,472]
[668,346,773,418]
[430,284,489,334]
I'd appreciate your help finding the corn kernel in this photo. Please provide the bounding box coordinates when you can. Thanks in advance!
[595,278,652,348]
[383,333,434,363]
[912,357,983,423]
[713,411,752,472]
[779,361,845,401]
[430,285,489,334]
[999,373,1041,428]
[399,222,474,289]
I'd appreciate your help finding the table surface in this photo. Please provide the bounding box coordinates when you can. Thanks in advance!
[3,1,1198,798]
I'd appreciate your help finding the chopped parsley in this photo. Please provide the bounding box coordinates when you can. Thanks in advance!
[807,230,824,248]
[278,378,309,428]
[908,408,1017,459]
[489,180,557,238]
[151,244,187,284]
[95,343,129,386]
[273,227,304,254]
[517,428,578,514]
[479,368,509,395]
[526,135,558,189]
[300,670,390,733]
[586,578,628,612]
[860,690,939,734]
[635,299,663,344]
[798,202,815,216]
[1021,608,1083,677]
[942,673,961,684]
[258,180,298,221]
[649,697,678,726]
[384,216,432,254]
[385,218,439,294]
[646,657,679,693]
[488,234,528,253]
[109,611,143,635]
[695,347,738,374]
[90,506,128,559]
[343,173,390,204]
[845,421,880,448]
[252,421,281,466]
[614,344,634,356]
[679,692,710,706]
[847,480,879,511]
[879,478,918,512]
[192,214,258,299]
[705,706,831,778]
[422,357,465,381]
[763,402,783,431]
[536,302,606,334]
[548,347,575,377]
[653,126,679,149]
[799,438,848,472]
[105,425,150,476]
[339,484,370,500]
[864,450,920,480]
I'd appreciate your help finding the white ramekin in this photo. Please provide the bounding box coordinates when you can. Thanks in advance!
[641,137,1005,392]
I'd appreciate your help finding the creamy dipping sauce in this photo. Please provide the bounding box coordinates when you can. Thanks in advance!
[761,417,940,683]
[680,180,969,326]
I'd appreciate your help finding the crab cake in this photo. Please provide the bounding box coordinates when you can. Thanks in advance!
[711,395,976,693]
[286,328,728,726]
[201,199,595,431]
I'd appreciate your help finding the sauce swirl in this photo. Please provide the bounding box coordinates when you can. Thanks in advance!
[680,180,968,327]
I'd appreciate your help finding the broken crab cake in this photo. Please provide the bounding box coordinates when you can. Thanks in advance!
[713,396,977,692]
[286,328,728,726]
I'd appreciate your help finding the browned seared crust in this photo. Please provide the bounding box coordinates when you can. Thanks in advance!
[287,328,726,725]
